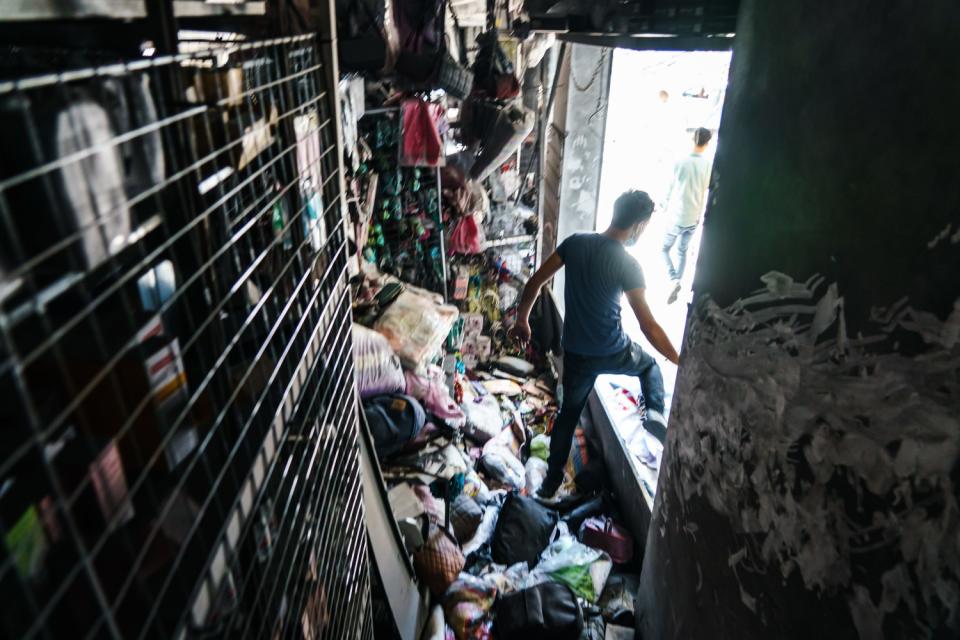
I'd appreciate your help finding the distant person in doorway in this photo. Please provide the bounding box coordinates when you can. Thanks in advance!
[661,127,714,304]
[510,191,680,499]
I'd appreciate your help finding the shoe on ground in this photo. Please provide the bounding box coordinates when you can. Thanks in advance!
[642,409,668,445]
[667,281,682,305]
[536,476,562,501]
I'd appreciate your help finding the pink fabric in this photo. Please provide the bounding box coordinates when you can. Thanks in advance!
[447,215,482,255]
[405,368,466,427]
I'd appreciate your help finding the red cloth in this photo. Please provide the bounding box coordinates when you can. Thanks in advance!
[400,98,444,167]
[447,215,482,255]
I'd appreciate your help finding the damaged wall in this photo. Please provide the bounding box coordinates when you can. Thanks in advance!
[639,1,960,638]
[552,44,612,310]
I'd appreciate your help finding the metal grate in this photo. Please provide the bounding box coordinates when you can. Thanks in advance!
[0,33,371,639]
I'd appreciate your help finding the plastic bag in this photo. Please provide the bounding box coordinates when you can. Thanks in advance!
[375,290,459,372]
[479,445,524,491]
[462,469,491,502]
[462,504,501,557]
[462,395,504,444]
[530,434,550,461]
[524,457,548,495]
[443,574,497,640]
[352,324,406,398]
[535,537,612,603]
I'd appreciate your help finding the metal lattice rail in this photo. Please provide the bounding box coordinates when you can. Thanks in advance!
[0,33,371,639]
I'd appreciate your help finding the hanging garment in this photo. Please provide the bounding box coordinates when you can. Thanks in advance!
[1,89,131,273]
[400,98,444,167]
[447,214,483,255]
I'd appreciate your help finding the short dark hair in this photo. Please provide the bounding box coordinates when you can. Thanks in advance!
[612,190,654,229]
[694,127,713,147]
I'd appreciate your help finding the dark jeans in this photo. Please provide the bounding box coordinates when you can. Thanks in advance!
[547,343,666,483]
[662,224,697,281]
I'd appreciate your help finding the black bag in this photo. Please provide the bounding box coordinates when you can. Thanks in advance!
[363,393,425,459]
[491,492,558,568]
[449,494,483,543]
[494,582,584,640]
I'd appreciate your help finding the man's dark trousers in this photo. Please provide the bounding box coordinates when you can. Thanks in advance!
[546,342,666,485]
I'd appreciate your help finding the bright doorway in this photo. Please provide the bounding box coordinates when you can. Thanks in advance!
[593,49,732,504]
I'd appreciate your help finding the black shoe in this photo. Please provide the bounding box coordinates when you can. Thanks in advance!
[643,409,668,444]
[537,476,562,500]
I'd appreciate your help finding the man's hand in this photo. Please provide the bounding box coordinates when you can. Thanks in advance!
[509,319,531,345]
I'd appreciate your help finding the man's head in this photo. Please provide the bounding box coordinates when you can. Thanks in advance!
[612,190,655,245]
[658,89,669,103]
[694,127,713,150]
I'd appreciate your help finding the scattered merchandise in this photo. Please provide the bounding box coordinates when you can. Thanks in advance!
[353,324,407,398]
[493,582,584,639]
[491,493,558,568]
[597,574,640,626]
[375,289,459,372]
[363,393,426,459]
[339,33,638,636]
[413,525,466,597]
[579,517,634,565]
[444,574,497,640]
[535,538,612,603]
[450,495,484,543]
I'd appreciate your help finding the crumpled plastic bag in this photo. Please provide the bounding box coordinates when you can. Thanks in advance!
[530,434,550,461]
[462,503,501,557]
[444,574,497,640]
[534,537,612,603]
[375,290,459,372]
[462,469,491,502]
[479,445,524,491]
[462,394,505,443]
[524,457,548,495]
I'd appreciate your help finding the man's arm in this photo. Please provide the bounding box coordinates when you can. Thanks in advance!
[625,288,680,365]
[509,252,564,344]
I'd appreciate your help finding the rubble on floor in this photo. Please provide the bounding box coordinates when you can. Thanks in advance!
[353,267,643,639]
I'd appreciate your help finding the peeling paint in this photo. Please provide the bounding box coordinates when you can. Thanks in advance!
[662,272,960,637]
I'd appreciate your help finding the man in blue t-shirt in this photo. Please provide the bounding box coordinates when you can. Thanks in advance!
[511,190,680,498]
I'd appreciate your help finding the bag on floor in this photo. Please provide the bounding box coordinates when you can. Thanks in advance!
[413,525,465,597]
[491,493,558,568]
[579,517,633,565]
[493,582,583,640]
[375,290,459,372]
[535,538,612,603]
[450,494,484,543]
[363,393,425,459]
[353,324,406,399]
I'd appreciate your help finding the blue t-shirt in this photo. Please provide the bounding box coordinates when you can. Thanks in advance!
[556,233,645,356]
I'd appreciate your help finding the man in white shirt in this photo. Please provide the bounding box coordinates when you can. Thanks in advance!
[661,127,713,304]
